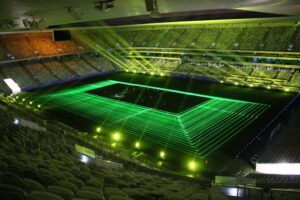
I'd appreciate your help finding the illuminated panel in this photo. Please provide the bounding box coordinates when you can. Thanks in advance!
[38,80,270,158]
[256,163,300,175]
[4,78,21,94]
[75,144,95,158]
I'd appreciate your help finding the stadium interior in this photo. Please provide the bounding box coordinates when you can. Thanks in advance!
[0,0,300,199]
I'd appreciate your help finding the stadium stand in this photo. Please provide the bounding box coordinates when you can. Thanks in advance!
[0,10,300,199]
[0,96,223,200]
[74,22,300,52]
[246,101,300,189]
[69,18,300,92]
[0,32,83,60]
[0,53,119,89]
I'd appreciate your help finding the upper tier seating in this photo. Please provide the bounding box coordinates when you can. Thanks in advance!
[0,32,84,61]
[72,21,300,52]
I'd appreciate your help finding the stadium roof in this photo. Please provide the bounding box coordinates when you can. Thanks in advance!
[0,0,299,31]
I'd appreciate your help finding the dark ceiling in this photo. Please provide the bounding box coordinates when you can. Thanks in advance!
[0,0,299,31]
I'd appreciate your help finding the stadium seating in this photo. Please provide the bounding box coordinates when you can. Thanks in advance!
[73,20,300,52]
[0,32,83,61]
[0,54,118,90]
[68,18,300,92]
[0,97,221,200]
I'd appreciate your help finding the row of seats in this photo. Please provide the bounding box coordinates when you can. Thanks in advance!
[258,100,300,164]
[0,32,83,61]
[0,97,220,200]
[118,58,300,91]
[245,99,300,190]
[72,23,300,52]
[0,53,119,90]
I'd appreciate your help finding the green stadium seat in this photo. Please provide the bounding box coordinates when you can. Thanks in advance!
[210,191,226,200]
[76,173,91,183]
[92,171,104,180]
[0,184,27,200]
[130,194,154,200]
[86,179,103,189]
[71,166,81,175]
[189,192,209,200]
[39,175,58,187]
[76,190,104,200]
[0,160,8,171]
[122,188,142,196]
[23,178,45,193]
[122,188,154,200]
[23,166,40,182]
[1,172,24,188]
[62,171,75,179]
[37,168,52,177]
[145,191,164,199]
[68,177,84,188]
[53,171,67,181]
[59,180,80,194]
[81,186,102,194]
[72,198,89,200]
[47,185,74,200]
[90,176,104,184]
[7,163,24,177]
[109,196,133,200]
[104,176,115,186]
[28,191,64,200]
[114,179,128,188]
[166,195,188,200]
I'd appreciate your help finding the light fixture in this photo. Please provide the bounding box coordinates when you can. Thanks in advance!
[112,132,121,141]
[159,150,165,159]
[96,127,101,133]
[134,141,141,149]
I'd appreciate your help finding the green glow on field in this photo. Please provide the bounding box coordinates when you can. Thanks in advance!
[37,104,41,108]
[37,80,270,158]
[29,101,33,105]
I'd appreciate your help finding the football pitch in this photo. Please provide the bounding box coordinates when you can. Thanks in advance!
[37,80,270,158]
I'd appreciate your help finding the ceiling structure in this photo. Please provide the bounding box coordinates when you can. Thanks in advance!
[0,0,299,31]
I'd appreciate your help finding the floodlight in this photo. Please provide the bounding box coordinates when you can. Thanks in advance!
[112,132,121,141]
[159,150,165,159]
[188,160,198,171]
[134,141,141,149]
[96,127,101,133]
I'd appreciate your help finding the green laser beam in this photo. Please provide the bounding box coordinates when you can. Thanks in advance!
[37,80,270,158]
